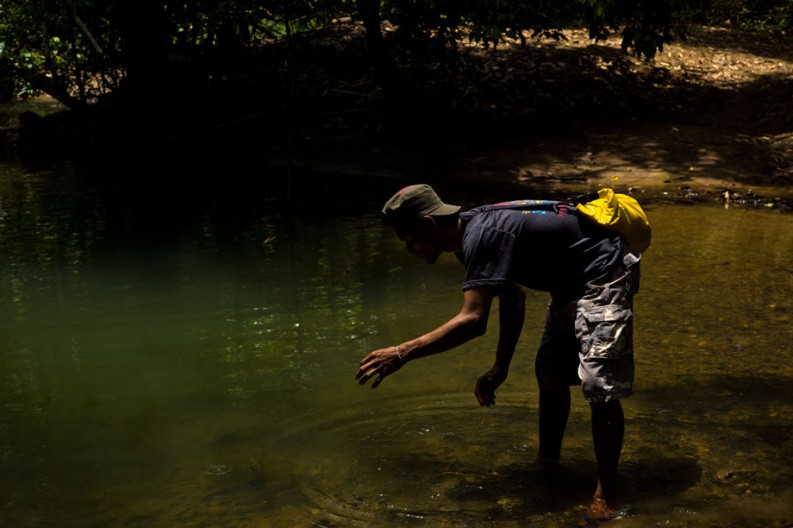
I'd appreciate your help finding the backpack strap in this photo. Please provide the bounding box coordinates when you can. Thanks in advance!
[568,192,600,205]
[477,199,576,215]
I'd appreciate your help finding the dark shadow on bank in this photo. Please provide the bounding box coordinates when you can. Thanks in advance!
[634,374,793,442]
[673,27,793,65]
[631,374,793,492]
[372,454,701,524]
[4,25,792,203]
[342,373,793,524]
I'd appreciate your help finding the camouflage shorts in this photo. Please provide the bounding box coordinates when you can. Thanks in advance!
[535,251,641,403]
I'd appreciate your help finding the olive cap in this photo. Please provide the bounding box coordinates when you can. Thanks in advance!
[382,184,460,225]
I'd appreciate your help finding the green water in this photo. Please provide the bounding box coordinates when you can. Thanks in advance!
[1,162,792,527]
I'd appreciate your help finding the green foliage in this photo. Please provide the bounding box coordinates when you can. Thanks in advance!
[0,0,123,103]
[0,0,358,105]
[164,0,354,45]
[378,0,693,58]
[379,0,578,49]
[0,0,788,106]
[463,0,577,47]
[703,0,793,32]
[583,0,699,59]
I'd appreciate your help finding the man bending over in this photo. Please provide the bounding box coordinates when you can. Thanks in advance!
[356,184,641,522]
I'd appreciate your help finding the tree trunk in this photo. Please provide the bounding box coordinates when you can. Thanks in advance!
[356,0,395,84]
[116,0,172,97]
[356,0,406,128]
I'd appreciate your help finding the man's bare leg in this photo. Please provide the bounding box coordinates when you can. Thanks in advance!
[538,387,571,467]
[588,399,624,517]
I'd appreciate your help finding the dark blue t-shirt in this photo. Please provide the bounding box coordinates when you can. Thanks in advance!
[458,201,623,302]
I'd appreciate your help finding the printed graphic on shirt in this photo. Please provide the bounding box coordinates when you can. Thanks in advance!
[490,200,567,215]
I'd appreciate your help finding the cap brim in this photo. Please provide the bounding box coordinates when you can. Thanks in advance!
[432,203,461,216]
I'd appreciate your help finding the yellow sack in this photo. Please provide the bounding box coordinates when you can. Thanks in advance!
[575,188,651,254]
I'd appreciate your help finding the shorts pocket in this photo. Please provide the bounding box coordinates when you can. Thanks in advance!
[575,304,633,359]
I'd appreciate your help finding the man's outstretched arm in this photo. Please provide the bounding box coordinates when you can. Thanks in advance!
[475,283,525,406]
[355,287,497,388]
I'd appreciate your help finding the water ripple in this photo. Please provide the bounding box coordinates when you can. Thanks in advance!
[270,392,593,527]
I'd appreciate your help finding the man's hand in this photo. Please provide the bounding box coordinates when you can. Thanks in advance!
[474,365,508,406]
[355,347,403,388]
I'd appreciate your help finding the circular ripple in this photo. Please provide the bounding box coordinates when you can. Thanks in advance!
[271,392,591,527]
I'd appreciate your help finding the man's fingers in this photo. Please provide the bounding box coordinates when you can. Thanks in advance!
[355,357,378,379]
[357,349,400,388]
[357,365,388,387]
[357,369,376,385]
[475,388,495,407]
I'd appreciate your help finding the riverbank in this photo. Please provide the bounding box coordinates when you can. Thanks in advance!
[1,26,792,209]
[282,26,793,208]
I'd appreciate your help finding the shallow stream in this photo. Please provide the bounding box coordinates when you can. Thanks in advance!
[1,160,791,527]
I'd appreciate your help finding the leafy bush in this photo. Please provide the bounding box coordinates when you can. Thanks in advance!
[703,0,793,32]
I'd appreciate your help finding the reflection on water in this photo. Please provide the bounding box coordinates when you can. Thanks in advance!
[1,162,792,527]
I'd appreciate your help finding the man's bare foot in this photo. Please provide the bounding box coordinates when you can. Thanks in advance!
[533,455,561,477]
[579,497,627,526]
